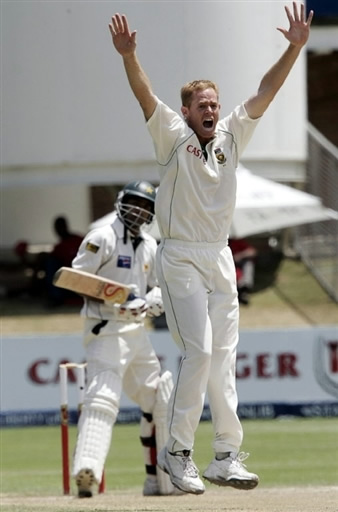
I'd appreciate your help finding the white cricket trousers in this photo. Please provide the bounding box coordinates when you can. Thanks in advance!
[156,239,243,455]
[84,320,161,413]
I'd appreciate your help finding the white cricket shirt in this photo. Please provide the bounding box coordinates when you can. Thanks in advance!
[147,100,260,243]
[72,213,158,320]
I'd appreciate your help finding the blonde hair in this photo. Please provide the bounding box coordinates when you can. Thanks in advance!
[180,80,219,107]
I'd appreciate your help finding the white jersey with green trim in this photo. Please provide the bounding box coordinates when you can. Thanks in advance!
[147,100,260,243]
[72,214,158,322]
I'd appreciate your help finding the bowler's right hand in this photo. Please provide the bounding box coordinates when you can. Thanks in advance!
[109,13,137,57]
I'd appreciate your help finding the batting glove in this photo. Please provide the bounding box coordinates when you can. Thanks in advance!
[114,295,148,321]
[145,286,164,318]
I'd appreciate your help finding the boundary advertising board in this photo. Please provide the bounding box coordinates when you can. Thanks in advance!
[1,326,337,426]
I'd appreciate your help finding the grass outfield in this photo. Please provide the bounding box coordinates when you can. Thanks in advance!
[1,418,338,497]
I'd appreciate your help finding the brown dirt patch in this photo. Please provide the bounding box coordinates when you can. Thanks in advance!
[1,486,338,512]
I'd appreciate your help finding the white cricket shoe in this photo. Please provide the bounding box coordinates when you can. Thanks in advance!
[157,447,205,495]
[203,452,259,490]
[143,475,160,496]
[75,468,95,498]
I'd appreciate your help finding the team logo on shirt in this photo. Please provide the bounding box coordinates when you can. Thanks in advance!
[85,242,99,253]
[214,148,226,164]
[117,255,132,268]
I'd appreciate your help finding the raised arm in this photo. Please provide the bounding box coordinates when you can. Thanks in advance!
[109,13,157,121]
[245,2,313,120]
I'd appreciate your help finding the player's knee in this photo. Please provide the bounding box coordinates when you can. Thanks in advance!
[187,345,212,365]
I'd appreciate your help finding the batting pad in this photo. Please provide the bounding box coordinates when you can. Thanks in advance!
[153,371,175,495]
[72,371,120,483]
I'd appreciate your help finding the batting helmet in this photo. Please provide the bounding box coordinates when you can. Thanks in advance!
[116,181,156,233]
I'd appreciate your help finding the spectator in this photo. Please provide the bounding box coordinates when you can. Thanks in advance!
[33,216,83,306]
[229,239,257,305]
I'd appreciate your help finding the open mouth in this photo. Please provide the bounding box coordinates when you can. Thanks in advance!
[203,119,213,129]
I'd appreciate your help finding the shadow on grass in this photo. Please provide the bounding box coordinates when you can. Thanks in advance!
[272,284,317,326]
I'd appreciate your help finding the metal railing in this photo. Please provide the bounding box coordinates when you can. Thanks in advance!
[294,123,338,303]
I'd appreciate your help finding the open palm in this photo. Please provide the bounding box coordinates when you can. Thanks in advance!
[109,14,137,57]
[277,2,313,47]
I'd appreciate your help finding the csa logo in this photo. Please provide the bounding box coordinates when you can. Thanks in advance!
[214,147,226,164]
[313,338,338,398]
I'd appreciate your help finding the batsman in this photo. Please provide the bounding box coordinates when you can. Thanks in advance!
[71,181,175,497]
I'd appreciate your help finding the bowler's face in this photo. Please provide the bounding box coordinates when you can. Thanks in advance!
[181,88,220,145]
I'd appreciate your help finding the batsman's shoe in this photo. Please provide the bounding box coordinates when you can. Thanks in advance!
[143,476,160,496]
[203,452,259,490]
[76,468,95,498]
[157,447,205,495]
[143,475,185,496]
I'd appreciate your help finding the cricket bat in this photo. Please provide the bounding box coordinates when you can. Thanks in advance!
[53,267,131,304]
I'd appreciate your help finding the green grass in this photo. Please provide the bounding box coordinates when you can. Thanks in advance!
[253,258,336,308]
[1,418,338,496]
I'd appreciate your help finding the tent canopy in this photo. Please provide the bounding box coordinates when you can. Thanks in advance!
[90,165,338,239]
[230,165,338,238]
